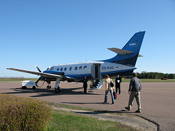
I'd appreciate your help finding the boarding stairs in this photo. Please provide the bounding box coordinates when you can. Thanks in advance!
[93,80,103,89]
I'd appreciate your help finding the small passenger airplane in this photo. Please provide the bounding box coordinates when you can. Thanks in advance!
[7,31,145,93]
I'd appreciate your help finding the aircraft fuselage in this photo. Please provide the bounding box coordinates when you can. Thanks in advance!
[43,61,135,81]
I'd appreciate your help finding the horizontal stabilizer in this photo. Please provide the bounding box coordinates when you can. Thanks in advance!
[138,54,143,57]
[108,48,133,55]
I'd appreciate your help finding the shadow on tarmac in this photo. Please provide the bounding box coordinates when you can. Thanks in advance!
[61,102,138,114]
[1,87,100,97]
[62,102,104,105]
[75,110,137,114]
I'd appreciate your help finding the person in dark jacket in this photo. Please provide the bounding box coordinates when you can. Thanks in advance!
[115,75,122,94]
[125,73,142,113]
[83,77,88,94]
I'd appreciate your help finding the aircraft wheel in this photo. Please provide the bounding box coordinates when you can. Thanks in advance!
[22,86,27,89]
[32,86,36,89]
[55,88,61,93]
[47,86,51,89]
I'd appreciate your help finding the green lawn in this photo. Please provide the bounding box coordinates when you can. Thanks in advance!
[46,111,137,131]
[0,78,37,82]
[48,102,95,111]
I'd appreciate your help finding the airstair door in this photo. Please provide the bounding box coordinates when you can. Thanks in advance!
[91,63,101,80]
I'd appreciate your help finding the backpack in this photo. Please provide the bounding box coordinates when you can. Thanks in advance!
[110,81,114,87]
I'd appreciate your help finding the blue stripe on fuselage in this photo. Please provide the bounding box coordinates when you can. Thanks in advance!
[43,70,64,75]
[43,68,135,79]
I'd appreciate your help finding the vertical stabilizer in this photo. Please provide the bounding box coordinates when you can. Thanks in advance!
[104,31,145,66]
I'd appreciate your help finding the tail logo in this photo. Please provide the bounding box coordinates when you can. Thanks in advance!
[129,43,137,46]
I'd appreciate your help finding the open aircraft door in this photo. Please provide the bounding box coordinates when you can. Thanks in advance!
[91,63,103,89]
[91,63,101,80]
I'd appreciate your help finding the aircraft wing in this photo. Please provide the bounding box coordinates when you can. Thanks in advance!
[7,68,64,79]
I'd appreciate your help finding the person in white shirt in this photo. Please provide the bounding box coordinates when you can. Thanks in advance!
[103,75,115,104]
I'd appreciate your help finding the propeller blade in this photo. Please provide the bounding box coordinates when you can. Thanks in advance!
[36,66,41,72]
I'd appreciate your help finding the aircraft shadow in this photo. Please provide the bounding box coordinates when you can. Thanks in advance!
[31,87,100,97]
[1,87,100,97]
[1,88,57,97]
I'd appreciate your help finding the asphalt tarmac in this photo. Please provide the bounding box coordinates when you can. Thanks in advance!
[0,81,175,131]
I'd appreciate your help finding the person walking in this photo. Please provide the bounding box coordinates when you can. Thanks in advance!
[103,75,115,104]
[125,73,142,113]
[115,75,122,95]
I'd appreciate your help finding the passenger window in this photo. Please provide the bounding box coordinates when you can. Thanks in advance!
[57,68,59,71]
[69,67,72,71]
[79,66,82,70]
[75,67,78,70]
[64,67,67,71]
[60,68,63,71]
[83,66,87,69]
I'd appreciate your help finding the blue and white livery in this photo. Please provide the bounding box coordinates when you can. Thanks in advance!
[7,31,145,93]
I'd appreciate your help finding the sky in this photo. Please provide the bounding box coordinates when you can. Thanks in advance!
[0,0,175,77]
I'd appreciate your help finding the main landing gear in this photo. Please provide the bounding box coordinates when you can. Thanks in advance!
[46,81,51,89]
[46,79,61,93]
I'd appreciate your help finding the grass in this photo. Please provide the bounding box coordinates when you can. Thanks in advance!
[0,78,37,82]
[48,102,95,111]
[46,110,137,131]
[141,79,175,82]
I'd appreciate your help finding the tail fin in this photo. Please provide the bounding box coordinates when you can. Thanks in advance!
[104,31,145,66]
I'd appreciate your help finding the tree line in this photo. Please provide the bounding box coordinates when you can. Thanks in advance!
[136,72,175,79]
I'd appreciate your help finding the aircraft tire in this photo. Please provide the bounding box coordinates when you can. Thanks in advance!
[47,86,51,89]
[22,86,27,89]
[55,88,61,93]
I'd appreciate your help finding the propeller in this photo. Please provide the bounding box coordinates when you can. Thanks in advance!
[36,66,41,72]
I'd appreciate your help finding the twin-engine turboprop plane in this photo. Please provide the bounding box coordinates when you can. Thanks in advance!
[7,31,145,93]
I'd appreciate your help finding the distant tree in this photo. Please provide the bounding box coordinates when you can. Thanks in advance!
[136,72,175,79]
[167,74,174,79]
